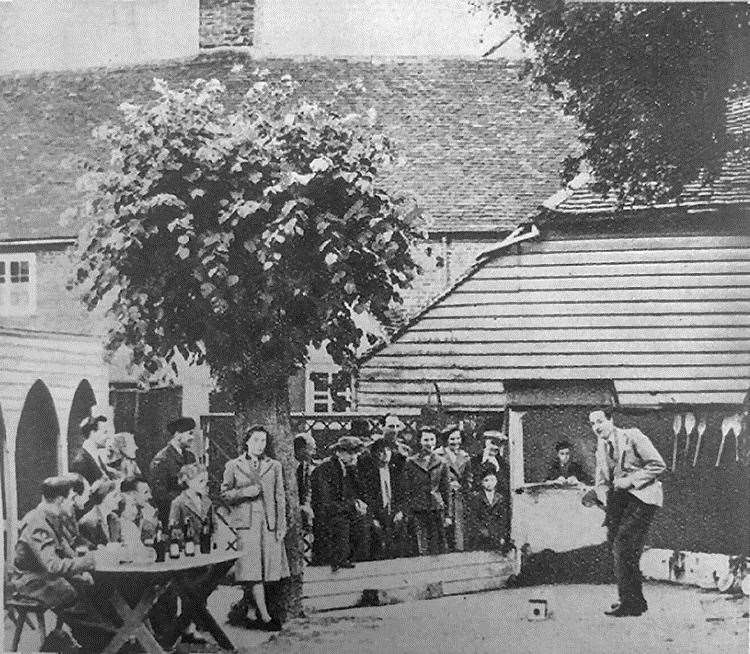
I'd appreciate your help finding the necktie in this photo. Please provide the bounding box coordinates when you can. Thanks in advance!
[383,472,391,511]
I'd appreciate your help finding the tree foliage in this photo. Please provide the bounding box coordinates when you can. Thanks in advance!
[473,1,750,202]
[69,73,421,407]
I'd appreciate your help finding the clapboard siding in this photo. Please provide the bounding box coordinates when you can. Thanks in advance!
[358,234,750,410]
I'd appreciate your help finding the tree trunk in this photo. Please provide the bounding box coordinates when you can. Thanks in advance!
[235,380,304,620]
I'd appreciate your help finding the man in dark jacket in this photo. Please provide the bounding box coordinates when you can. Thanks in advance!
[149,417,197,525]
[310,436,369,571]
[401,427,451,556]
[69,415,111,485]
[358,439,407,559]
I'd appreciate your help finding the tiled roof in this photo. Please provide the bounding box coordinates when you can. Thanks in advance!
[0,51,578,240]
[546,95,750,215]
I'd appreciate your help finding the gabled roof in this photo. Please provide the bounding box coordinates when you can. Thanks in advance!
[357,232,750,414]
[546,95,750,215]
[0,51,578,240]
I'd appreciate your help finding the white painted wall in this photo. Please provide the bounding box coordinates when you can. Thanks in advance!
[254,0,523,59]
[0,0,199,73]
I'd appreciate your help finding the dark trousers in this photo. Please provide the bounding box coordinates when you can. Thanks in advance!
[412,511,446,556]
[370,512,408,560]
[316,511,370,567]
[606,491,657,608]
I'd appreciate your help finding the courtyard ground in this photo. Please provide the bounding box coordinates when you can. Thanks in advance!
[247,583,748,654]
[5,582,747,653]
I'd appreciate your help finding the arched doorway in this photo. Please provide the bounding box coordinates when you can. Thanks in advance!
[15,380,59,517]
[67,379,97,466]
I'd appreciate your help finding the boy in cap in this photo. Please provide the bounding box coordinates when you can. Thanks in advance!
[468,466,510,552]
[149,417,197,524]
[310,436,370,571]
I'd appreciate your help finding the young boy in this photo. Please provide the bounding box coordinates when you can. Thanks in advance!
[468,465,509,552]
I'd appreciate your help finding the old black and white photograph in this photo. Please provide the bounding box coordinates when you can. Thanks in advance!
[0,1,748,652]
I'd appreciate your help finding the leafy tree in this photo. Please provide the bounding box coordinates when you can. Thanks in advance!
[473,1,749,202]
[69,73,421,613]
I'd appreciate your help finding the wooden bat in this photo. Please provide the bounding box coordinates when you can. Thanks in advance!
[671,414,682,472]
[716,416,731,467]
[684,412,696,457]
[729,413,742,463]
[692,417,707,467]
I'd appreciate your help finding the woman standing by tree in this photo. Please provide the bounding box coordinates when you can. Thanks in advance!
[221,425,289,631]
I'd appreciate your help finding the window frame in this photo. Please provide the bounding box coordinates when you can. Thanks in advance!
[304,364,352,414]
[0,252,38,316]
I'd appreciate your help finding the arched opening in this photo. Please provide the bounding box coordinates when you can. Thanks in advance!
[67,379,97,467]
[15,380,59,517]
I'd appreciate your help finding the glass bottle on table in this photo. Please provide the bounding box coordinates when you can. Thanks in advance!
[200,513,211,555]
[168,523,182,559]
[154,520,166,562]
[184,519,196,557]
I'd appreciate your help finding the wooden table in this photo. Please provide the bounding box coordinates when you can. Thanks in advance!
[91,551,239,654]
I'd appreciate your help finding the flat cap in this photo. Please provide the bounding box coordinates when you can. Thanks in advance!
[167,417,196,435]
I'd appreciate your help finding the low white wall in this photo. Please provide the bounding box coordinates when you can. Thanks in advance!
[511,483,608,552]
[0,0,199,73]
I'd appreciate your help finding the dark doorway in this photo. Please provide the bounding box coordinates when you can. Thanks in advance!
[16,380,59,517]
[67,379,97,466]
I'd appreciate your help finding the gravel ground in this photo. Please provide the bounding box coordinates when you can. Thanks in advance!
[246,583,748,654]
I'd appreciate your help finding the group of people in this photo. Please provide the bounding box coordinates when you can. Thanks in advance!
[294,415,513,572]
[7,403,664,654]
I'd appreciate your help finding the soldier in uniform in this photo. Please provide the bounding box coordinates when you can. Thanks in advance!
[11,477,96,610]
[401,427,451,556]
[149,417,197,525]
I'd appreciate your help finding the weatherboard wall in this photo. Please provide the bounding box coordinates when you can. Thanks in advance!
[357,234,750,413]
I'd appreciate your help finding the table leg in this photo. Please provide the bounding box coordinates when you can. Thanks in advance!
[170,562,236,651]
[101,584,169,654]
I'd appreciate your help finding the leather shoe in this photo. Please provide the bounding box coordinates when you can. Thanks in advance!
[610,601,648,612]
[258,618,283,632]
[331,560,356,572]
[605,604,644,617]
[180,632,208,645]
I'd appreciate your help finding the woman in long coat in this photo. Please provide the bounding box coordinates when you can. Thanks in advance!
[221,424,289,631]
[435,425,472,551]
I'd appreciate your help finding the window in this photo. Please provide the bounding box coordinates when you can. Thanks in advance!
[306,367,351,413]
[0,254,37,316]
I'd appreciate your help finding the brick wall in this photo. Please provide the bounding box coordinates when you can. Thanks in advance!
[200,0,254,48]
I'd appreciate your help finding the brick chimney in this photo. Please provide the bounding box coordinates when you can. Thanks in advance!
[199,0,254,48]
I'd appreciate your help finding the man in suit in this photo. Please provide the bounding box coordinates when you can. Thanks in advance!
[149,417,197,525]
[546,440,592,485]
[69,415,111,486]
[358,438,407,559]
[401,427,451,556]
[471,431,509,494]
[591,407,666,617]
[121,476,159,541]
[310,436,369,571]
[294,432,317,566]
